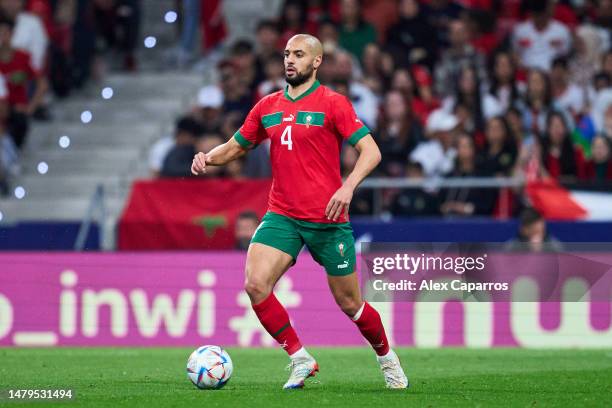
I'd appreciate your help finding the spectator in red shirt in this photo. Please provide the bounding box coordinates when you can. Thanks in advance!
[410,65,441,125]
[391,67,438,125]
[1,0,48,72]
[0,14,47,148]
[92,0,140,71]
[539,111,586,180]
[466,8,500,55]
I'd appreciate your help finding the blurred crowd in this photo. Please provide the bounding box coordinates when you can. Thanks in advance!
[0,0,141,196]
[151,0,612,217]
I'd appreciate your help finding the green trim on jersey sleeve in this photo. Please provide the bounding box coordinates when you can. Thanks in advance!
[347,125,370,146]
[233,131,253,149]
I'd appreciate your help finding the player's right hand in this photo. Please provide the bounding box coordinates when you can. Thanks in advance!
[191,152,208,175]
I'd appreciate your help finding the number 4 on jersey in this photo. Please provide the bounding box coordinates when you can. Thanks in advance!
[281,125,293,150]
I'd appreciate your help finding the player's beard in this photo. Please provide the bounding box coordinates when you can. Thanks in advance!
[285,63,315,87]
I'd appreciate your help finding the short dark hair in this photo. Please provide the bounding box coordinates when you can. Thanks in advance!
[319,17,337,29]
[237,211,259,224]
[0,13,15,29]
[519,207,543,228]
[175,116,203,137]
[551,56,569,70]
[593,71,611,86]
[197,132,224,144]
[332,77,349,89]
[593,135,611,151]
[265,53,284,67]
[256,19,280,34]
[406,160,424,174]
[523,0,549,14]
[230,39,254,56]
[506,106,522,117]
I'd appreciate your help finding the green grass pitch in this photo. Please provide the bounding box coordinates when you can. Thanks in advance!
[1,347,611,407]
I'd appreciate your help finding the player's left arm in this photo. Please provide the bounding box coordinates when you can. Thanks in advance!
[325,134,381,221]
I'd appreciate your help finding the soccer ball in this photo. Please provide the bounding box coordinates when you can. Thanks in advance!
[186,345,233,389]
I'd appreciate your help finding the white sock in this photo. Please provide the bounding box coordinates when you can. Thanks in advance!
[289,347,310,360]
[351,302,366,321]
[376,348,394,361]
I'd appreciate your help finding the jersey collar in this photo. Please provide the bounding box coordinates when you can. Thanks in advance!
[284,80,320,102]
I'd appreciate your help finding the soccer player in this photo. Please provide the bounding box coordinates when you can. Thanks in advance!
[191,34,408,390]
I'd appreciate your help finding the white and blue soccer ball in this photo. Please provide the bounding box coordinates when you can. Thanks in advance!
[186,345,233,390]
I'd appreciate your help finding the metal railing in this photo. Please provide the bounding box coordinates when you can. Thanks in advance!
[360,176,526,217]
[74,184,106,250]
[76,176,525,250]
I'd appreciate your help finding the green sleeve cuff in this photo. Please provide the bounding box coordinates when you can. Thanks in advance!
[347,125,370,146]
[233,131,253,149]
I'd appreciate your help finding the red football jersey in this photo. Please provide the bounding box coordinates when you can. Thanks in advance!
[234,80,370,223]
[0,50,39,107]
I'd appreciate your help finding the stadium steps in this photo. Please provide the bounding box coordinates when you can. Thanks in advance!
[50,99,184,123]
[0,197,126,221]
[24,123,163,150]
[0,0,204,249]
[8,174,125,197]
[0,71,202,246]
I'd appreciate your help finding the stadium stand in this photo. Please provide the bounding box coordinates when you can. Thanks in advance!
[0,0,201,241]
[151,0,612,221]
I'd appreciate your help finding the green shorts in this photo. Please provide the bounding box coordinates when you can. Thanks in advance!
[251,211,356,276]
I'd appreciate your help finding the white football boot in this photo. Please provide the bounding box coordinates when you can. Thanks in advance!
[377,349,409,389]
[283,349,319,389]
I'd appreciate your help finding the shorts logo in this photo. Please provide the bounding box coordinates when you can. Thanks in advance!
[337,242,345,257]
[337,260,349,269]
